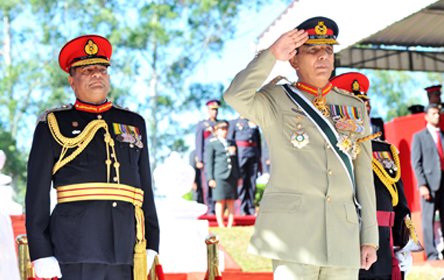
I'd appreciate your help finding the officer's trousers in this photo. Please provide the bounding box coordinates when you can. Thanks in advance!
[272,259,358,280]
[60,263,132,280]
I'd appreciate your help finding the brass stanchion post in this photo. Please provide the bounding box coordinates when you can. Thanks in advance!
[205,233,222,280]
[16,234,35,280]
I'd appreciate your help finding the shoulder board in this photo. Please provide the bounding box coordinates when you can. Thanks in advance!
[255,49,265,58]
[112,104,143,117]
[332,86,363,102]
[269,75,291,86]
[37,104,73,123]
[372,138,392,149]
[209,137,218,142]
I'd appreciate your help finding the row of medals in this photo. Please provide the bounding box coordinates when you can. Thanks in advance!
[290,94,364,159]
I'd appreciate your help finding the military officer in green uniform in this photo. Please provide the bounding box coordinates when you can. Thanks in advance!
[25,34,159,280]
[205,120,241,228]
[224,16,378,279]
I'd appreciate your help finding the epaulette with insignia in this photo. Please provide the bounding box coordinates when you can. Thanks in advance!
[112,104,143,117]
[37,104,73,123]
[255,49,265,58]
[269,75,291,86]
[333,86,363,102]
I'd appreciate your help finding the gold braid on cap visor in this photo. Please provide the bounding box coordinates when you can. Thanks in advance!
[47,112,120,183]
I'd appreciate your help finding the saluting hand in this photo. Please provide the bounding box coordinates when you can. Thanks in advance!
[269,29,308,61]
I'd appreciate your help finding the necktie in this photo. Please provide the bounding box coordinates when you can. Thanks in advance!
[436,130,444,170]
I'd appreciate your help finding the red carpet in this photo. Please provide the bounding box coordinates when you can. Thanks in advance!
[198,214,256,227]
[156,272,272,280]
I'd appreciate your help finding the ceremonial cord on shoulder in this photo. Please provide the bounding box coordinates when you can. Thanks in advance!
[47,112,120,183]
[371,144,401,206]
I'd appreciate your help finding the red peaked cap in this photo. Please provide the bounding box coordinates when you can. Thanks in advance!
[58,34,112,73]
[330,72,370,100]
[424,85,442,95]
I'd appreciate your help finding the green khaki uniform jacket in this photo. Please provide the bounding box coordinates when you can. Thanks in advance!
[223,50,378,268]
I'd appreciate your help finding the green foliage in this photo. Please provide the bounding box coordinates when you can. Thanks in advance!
[0,129,26,203]
[255,182,266,207]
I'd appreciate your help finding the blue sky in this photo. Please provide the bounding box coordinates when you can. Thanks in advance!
[188,1,289,120]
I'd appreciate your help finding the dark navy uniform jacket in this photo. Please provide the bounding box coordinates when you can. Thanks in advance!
[25,104,159,265]
[371,117,385,141]
[359,140,410,279]
[195,119,217,163]
[205,138,240,181]
[228,118,261,166]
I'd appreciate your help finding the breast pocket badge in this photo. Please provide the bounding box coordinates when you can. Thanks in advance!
[290,123,309,149]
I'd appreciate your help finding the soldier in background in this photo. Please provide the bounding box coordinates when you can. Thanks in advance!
[205,120,241,228]
[425,85,443,107]
[195,99,220,214]
[228,116,262,215]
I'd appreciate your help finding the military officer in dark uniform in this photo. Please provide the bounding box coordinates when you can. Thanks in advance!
[195,99,220,214]
[228,116,262,215]
[25,34,159,280]
[331,72,421,280]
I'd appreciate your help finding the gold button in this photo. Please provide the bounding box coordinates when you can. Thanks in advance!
[112,202,117,207]
[328,170,333,175]
[113,176,118,182]
[326,144,331,149]
[97,115,102,119]
[326,196,331,202]
[129,143,134,148]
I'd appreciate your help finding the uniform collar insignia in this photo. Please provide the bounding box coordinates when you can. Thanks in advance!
[74,99,112,113]
[295,82,332,97]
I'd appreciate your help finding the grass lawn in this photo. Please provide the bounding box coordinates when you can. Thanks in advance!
[209,226,271,272]
[209,226,444,279]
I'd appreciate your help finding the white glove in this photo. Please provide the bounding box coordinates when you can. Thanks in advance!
[146,249,158,271]
[395,250,412,272]
[33,256,62,278]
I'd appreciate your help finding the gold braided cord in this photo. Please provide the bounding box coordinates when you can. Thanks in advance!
[372,144,401,183]
[405,216,419,244]
[357,131,382,143]
[47,113,120,182]
[48,113,106,148]
[372,144,401,206]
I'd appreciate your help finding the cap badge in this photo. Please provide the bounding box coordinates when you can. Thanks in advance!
[352,80,360,92]
[315,21,328,35]
[84,39,99,56]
